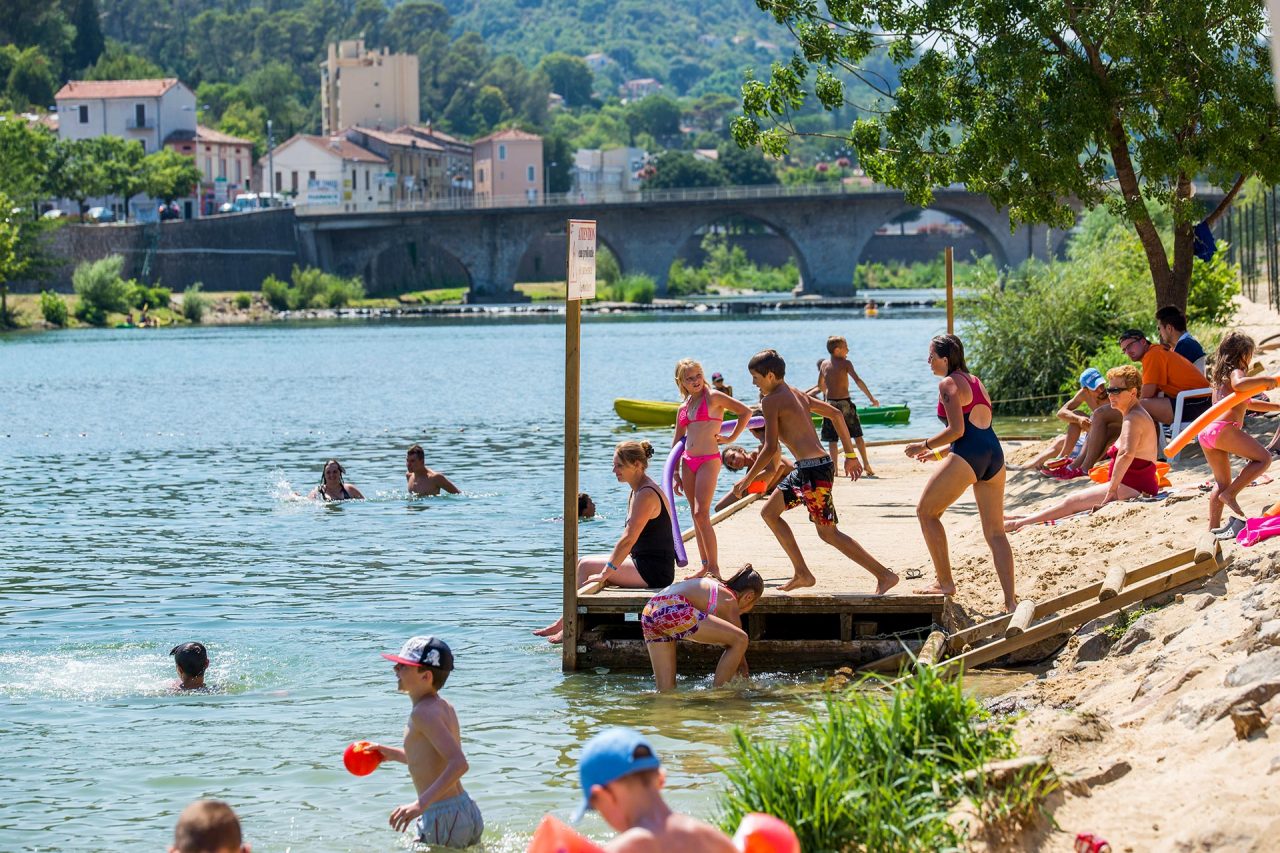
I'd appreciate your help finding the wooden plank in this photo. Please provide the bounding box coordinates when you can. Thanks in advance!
[582,590,946,608]
[917,630,946,666]
[839,613,853,641]
[945,548,1195,651]
[941,555,1219,673]
[681,492,762,542]
[1194,532,1219,564]
[561,284,581,673]
[1004,600,1036,638]
[578,637,917,671]
[1098,564,1127,602]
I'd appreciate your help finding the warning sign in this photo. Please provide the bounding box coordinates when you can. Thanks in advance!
[566,219,597,301]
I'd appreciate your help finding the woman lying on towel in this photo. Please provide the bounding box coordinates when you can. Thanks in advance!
[1005,365,1159,533]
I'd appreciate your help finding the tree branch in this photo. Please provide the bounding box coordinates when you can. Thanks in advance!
[1205,173,1248,227]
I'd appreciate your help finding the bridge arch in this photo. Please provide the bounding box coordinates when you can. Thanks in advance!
[858,204,1010,270]
[360,229,474,295]
[512,224,627,286]
[670,213,811,293]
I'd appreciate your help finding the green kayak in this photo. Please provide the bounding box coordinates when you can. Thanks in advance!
[614,398,910,428]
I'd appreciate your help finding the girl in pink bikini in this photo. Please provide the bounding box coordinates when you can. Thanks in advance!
[672,358,752,581]
[1201,332,1280,533]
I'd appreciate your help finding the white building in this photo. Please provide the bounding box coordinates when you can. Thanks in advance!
[263,135,391,211]
[54,78,196,154]
[321,40,419,134]
[571,147,646,200]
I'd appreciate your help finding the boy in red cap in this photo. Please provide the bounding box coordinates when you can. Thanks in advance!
[573,726,736,852]
[369,636,484,848]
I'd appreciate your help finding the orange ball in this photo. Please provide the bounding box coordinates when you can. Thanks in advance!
[343,740,384,776]
[733,813,800,853]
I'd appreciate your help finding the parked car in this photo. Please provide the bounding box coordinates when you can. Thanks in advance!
[217,202,236,214]
[86,206,116,224]
[231,192,292,213]
[158,203,181,221]
[41,208,67,220]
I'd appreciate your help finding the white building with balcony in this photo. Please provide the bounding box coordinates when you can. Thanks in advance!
[571,147,646,201]
[54,78,196,154]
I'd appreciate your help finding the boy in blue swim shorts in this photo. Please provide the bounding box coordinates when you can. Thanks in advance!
[370,636,484,848]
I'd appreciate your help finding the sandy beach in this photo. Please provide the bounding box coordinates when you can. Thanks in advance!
[673,294,1280,850]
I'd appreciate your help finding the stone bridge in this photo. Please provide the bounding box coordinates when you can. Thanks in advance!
[295,187,1074,301]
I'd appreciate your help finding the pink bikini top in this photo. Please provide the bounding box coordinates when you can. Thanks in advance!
[678,391,722,429]
[936,373,991,419]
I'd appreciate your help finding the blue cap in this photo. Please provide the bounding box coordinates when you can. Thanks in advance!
[1079,368,1104,391]
[571,727,662,822]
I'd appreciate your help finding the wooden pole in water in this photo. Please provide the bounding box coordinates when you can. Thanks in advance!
[944,246,955,334]
[563,234,581,673]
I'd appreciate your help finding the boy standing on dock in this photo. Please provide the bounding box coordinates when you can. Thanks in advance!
[370,636,484,849]
[737,349,898,594]
[817,335,880,476]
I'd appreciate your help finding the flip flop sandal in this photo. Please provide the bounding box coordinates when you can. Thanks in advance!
[904,568,924,580]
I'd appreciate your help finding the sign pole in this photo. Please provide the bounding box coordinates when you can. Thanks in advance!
[562,220,596,672]
[945,245,955,335]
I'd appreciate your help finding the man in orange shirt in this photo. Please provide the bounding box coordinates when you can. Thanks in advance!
[1118,329,1211,424]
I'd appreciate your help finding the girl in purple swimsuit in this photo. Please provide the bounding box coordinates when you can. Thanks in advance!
[672,358,751,581]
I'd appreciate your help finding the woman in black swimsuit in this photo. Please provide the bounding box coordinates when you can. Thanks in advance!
[903,335,1016,612]
[308,459,365,501]
[535,440,676,644]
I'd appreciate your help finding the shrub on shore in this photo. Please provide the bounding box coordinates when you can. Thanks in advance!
[260,266,365,310]
[668,232,798,296]
[600,273,655,304]
[72,255,132,326]
[39,290,68,326]
[717,664,1053,851]
[234,292,253,310]
[181,283,208,323]
[128,282,171,310]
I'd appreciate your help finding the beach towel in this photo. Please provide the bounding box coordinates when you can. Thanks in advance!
[1236,515,1280,547]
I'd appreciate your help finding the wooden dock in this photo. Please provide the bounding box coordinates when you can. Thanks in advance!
[564,449,952,672]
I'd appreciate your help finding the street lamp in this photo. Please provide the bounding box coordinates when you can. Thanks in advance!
[266,118,274,200]
[544,160,556,201]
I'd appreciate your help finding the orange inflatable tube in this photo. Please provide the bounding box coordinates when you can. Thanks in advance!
[526,815,605,853]
[1165,380,1279,458]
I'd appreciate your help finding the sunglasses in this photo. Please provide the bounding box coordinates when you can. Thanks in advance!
[1104,386,1131,395]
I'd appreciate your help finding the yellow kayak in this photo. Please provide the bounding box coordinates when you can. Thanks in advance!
[613,398,910,428]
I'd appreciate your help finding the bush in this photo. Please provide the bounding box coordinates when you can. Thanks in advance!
[234,292,253,310]
[597,245,621,285]
[181,283,208,323]
[322,276,364,308]
[717,665,1053,852]
[261,275,290,310]
[1186,246,1240,326]
[39,290,68,326]
[72,255,132,326]
[126,282,171,309]
[601,274,655,304]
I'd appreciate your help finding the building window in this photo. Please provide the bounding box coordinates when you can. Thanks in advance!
[527,165,535,182]
[275,171,282,193]
[235,161,242,184]
[219,158,227,179]
[364,169,369,190]
[309,171,316,181]
[135,103,146,127]
[204,157,212,177]
[291,171,298,193]
[498,144,506,161]
[478,168,485,182]
[78,105,88,123]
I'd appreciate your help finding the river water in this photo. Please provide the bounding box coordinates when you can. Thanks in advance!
[0,306,1020,852]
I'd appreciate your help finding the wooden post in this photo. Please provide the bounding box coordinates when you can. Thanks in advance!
[917,630,947,666]
[1004,599,1036,638]
[1194,532,1219,565]
[1098,565,1128,601]
[562,289,580,671]
[944,246,954,334]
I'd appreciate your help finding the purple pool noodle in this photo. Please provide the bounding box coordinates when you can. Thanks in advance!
[661,438,689,567]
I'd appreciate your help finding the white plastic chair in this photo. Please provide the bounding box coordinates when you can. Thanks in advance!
[1161,387,1213,460]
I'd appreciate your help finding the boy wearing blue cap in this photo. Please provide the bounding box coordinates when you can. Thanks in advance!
[573,727,736,852]
[369,636,484,849]
[1028,367,1116,477]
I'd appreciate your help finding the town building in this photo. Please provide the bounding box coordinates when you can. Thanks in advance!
[621,78,663,100]
[472,128,543,203]
[342,126,445,205]
[571,147,646,200]
[54,78,196,154]
[396,124,475,201]
[262,135,391,211]
[583,52,612,72]
[320,40,419,134]
[166,125,255,216]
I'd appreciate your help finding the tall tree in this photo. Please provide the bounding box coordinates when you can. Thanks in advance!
[91,135,145,220]
[51,137,110,216]
[142,148,202,203]
[0,112,57,211]
[644,151,728,189]
[734,0,1280,311]
[538,52,594,107]
[7,47,57,109]
[383,0,450,54]
[543,133,572,194]
[84,39,164,80]
[65,0,105,72]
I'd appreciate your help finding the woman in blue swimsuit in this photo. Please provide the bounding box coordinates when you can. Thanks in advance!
[903,335,1016,612]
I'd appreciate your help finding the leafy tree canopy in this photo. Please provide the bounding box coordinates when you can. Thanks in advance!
[733,0,1280,310]
[645,150,728,189]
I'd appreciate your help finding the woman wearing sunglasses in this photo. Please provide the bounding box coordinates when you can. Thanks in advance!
[1004,365,1159,533]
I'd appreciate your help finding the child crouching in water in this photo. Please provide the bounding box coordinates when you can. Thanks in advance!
[369,636,484,849]
[572,727,737,853]
[1202,332,1280,534]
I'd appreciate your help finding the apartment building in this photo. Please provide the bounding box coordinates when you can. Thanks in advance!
[321,39,419,134]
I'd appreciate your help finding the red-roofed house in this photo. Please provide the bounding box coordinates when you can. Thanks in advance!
[396,123,474,200]
[166,125,255,215]
[262,135,391,211]
[342,125,444,205]
[54,78,196,155]
[472,128,543,202]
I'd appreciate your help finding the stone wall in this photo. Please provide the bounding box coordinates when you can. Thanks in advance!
[16,209,300,293]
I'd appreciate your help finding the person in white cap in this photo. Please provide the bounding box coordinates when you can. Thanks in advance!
[572,726,736,852]
[368,636,484,848]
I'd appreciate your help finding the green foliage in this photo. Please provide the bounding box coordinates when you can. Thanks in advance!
[1186,247,1240,327]
[181,283,208,323]
[717,664,1046,852]
[716,141,777,186]
[596,245,620,284]
[51,137,110,212]
[856,258,987,290]
[83,39,163,80]
[667,231,798,295]
[735,0,1280,310]
[38,289,67,326]
[261,266,365,310]
[127,282,170,310]
[538,52,594,107]
[72,255,131,325]
[6,46,57,109]
[600,273,655,303]
[233,292,252,310]
[645,151,728,190]
[142,148,202,204]
[67,0,105,73]
[90,136,145,219]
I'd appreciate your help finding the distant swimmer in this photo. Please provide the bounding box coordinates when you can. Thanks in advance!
[710,371,734,397]
[578,492,596,519]
[369,636,484,849]
[169,641,209,691]
[405,444,460,496]
[170,799,250,853]
[308,459,364,501]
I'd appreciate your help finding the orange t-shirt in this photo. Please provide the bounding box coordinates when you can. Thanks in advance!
[1140,344,1205,397]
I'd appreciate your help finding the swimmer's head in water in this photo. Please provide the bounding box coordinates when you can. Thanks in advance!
[577,492,595,518]
[674,358,705,396]
[171,799,246,853]
[826,335,848,355]
[407,444,425,463]
[321,459,345,484]
[170,642,209,678]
